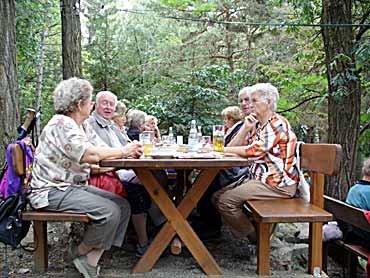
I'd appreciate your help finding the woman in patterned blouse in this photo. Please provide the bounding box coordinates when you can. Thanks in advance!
[29,78,143,278]
[213,83,299,241]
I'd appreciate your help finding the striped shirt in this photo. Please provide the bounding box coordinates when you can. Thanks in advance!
[243,113,299,187]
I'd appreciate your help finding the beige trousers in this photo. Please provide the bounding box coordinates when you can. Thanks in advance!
[213,179,297,238]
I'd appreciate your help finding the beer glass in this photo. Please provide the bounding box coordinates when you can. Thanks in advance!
[141,131,154,155]
[212,125,225,152]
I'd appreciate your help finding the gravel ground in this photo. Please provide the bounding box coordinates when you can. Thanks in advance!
[0,222,364,278]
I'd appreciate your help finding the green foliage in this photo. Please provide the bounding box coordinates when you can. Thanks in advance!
[12,0,369,158]
[16,0,61,127]
[128,64,241,137]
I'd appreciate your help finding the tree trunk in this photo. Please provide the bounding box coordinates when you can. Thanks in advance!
[0,0,19,166]
[321,0,361,200]
[224,7,234,72]
[61,0,82,79]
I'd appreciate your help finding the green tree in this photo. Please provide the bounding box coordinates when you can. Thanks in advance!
[0,0,18,163]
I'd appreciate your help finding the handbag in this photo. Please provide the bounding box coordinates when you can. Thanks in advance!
[0,192,31,248]
[88,171,127,198]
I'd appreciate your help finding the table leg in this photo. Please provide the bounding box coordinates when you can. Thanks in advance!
[133,168,221,275]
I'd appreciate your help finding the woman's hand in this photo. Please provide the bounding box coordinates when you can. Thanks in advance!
[244,113,257,129]
[122,141,143,158]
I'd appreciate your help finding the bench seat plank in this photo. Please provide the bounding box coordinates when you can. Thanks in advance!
[21,211,89,272]
[22,211,90,222]
[246,198,332,223]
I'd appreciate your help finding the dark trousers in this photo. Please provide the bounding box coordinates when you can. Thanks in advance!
[197,167,247,229]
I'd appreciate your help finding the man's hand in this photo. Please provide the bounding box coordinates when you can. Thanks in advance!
[122,141,143,158]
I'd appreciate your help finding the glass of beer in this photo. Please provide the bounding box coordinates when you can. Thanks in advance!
[212,125,225,152]
[141,131,154,155]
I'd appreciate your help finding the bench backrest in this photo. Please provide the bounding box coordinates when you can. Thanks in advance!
[300,144,342,208]
[300,144,342,176]
[324,195,370,233]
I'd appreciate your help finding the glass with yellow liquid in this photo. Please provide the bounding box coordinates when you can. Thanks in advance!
[141,131,154,155]
[213,125,225,152]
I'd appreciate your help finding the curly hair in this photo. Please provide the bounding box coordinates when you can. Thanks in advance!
[221,106,242,122]
[145,115,158,125]
[53,78,93,115]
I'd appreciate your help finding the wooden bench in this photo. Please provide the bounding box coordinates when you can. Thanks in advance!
[21,211,89,272]
[323,195,370,277]
[244,143,342,276]
[10,143,90,273]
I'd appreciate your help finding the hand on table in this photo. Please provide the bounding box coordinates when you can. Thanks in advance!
[123,141,143,158]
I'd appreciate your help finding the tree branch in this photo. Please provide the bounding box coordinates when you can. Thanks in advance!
[360,122,370,136]
[277,95,322,113]
[355,8,370,42]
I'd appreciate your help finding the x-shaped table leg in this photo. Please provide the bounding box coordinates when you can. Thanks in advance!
[133,168,221,275]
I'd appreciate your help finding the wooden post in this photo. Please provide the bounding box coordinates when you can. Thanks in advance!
[33,220,48,272]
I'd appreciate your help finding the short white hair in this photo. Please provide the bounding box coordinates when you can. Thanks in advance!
[96,91,117,106]
[238,86,252,102]
[249,83,279,112]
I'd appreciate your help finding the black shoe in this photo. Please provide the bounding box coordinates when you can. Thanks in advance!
[197,228,221,240]
[191,223,221,240]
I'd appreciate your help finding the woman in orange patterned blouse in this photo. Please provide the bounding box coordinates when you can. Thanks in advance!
[213,83,299,241]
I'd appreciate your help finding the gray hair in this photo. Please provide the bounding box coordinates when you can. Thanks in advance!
[238,86,252,102]
[96,91,117,106]
[127,109,147,128]
[53,77,93,114]
[114,100,126,117]
[362,158,370,177]
[221,106,242,122]
[249,83,279,112]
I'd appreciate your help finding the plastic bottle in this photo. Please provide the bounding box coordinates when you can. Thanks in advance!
[188,120,198,152]
[313,267,321,278]
[168,127,175,144]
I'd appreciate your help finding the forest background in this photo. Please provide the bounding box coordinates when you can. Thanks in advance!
[0,0,369,199]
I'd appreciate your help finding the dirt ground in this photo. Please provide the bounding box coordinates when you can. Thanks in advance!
[0,222,366,278]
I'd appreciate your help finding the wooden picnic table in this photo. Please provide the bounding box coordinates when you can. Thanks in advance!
[100,157,250,275]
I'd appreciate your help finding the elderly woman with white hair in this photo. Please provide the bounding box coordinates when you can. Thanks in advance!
[126,109,147,141]
[213,83,299,241]
[29,78,143,278]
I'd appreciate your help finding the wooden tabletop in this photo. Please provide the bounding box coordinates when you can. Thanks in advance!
[100,157,250,169]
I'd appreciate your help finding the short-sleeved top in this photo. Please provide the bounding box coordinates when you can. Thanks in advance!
[29,115,92,209]
[346,180,370,210]
[243,113,299,188]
